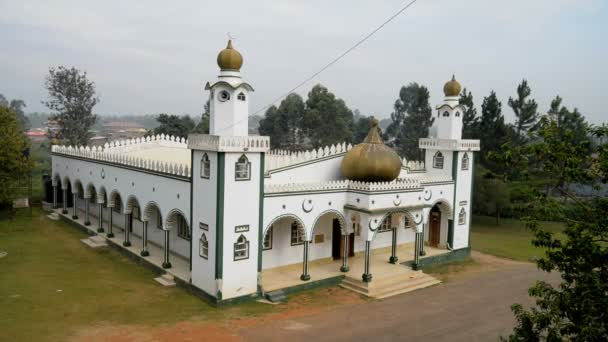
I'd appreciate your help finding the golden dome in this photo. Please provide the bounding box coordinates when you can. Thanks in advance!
[341,118,402,182]
[443,75,461,96]
[217,40,243,71]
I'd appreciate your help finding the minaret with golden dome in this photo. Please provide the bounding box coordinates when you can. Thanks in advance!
[435,75,464,140]
[205,40,254,137]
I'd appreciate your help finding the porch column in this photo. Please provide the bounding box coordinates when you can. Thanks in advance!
[107,207,114,238]
[362,241,372,282]
[96,203,104,233]
[419,223,426,256]
[62,189,68,214]
[84,198,91,226]
[71,194,78,219]
[389,227,398,264]
[52,185,58,209]
[300,240,310,281]
[340,234,349,272]
[123,213,131,247]
[413,231,421,270]
[162,229,171,268]
[140,221,149,257]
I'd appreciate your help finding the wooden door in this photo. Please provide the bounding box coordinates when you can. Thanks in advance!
[332,219,341,260]
[430,207,441,246]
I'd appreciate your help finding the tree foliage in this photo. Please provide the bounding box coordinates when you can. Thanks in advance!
[43,66,99,146]
[500,116,608,341]
[259,93,306,150]
[508,79,539,144]
[302,84,354,148]
[0,105,34,209]
[0,94,30,131]
[385,82,434,160]
[149,114,195,138]
[459,88,479,140]
[479,91,508,170]
[192,100,210,134]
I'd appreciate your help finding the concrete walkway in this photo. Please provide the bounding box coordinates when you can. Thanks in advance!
[243,255,559,341]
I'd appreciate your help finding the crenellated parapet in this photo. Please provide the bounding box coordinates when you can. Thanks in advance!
[419,138,480,151]
[103,134,188,153]
[265,142,352,172]
[401,158,425,171]
[187,134,270,152]
[264,178,421,194]
[51,144,191,177]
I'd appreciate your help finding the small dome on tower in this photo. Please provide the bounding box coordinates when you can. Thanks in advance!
[443,75,462,97]
[341,118,402,182]
[217,40,243,71]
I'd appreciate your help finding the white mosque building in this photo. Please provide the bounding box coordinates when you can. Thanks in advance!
[50,40,479,304]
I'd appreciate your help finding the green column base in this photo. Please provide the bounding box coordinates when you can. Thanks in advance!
[389,256,399,264]
[72,215,78,220]
[300,274,310,281]
[107,232,114,238]
[84,221,91,226]
[162,262,172,269]
[122,241,132,247]
[140,250,150,257]
[362,273,373,282]
[62,209,68,214]
[97,228,104,233]
[340,265,350,272]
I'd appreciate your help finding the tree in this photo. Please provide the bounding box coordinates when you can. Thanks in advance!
[302,84,354,148]
[259,93,306,150]
[459,88,479,139]
[353,115,382,143]
[0,94,30,131]
[475,170,511,225]
[479,91,508,170]
[43,66,99,146]
[508,79,539,144]
[385,83,434,160]
[149,114,195,138]
[0,105,34,210]
[501,117,608,340]
[547,96,588,146]
[192,100,210,134]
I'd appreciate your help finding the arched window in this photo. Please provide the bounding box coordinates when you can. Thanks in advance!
[458,208,466,225]
[177,216,190,240]
[443,111,450,117]
[199,233,208,259]
[235,154,251,181]
[237,92,246,101]
[461,153,469,170]
[433,151,444,169]
[234,234,249,260]
[200,153,210,179]
[263,226,273,250]
[455,111,461,117]
[291,221,305,245]
[378,214,392,232]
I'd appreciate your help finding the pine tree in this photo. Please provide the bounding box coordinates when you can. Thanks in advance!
[479,91,507,170]
[459,88,479,139]
[385,83,433,160]
[508,79,539,143]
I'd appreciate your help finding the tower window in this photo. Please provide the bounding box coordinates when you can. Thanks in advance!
[433,151,444,169]
[291,221,305,245]
[461,153,469,170]
[234,234,249,260]
[237,92,246,101]
[201,153,210,179]
[455,111,461,117]
[263,226,273,250]
[218,90,230,102]
[199,233,208,259]
[235,154,251,181]
[458,208,466,225]
[443,111,450,117]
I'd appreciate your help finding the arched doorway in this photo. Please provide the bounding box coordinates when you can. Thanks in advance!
[429,205,441,247]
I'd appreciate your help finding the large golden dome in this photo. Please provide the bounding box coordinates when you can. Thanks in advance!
[217,40,243,71]
[341,118,402,182]
[443,75,461,96]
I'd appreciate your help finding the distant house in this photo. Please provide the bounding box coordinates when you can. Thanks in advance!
[26,128,47,142]
[103,121,147,139]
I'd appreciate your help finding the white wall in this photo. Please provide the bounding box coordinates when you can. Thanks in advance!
[453,151,473,249]
[266,155,344,184]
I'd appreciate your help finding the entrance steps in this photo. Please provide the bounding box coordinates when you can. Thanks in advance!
[154,273,176,287]
[265,289,287,303]
[47,212,60,221]
[80,235,108,248]
[340,270,440,299]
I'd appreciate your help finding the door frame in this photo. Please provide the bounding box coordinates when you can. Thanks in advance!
[429,206,441,247]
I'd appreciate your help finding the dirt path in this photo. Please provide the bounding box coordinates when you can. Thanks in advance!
[72,253,552,341]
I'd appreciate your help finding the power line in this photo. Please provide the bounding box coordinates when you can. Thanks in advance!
[214,0,420,134]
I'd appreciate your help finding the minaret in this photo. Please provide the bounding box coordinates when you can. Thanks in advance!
[436,75,463,140]
[205,40,254,136]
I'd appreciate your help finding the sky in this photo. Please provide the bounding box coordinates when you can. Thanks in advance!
[1,0,607,124]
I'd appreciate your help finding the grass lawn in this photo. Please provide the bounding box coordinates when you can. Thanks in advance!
[0,209,283,341]
[470,215,565,262]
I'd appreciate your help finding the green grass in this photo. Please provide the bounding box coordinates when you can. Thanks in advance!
[471,215,565,262]
[0,209,275,341]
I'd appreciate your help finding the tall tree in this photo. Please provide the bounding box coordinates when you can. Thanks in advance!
[547,95,588,145]
[0,94,30,131]
[302,85,354,148]
[149,114,195,138]
[192,100,210,134]
[385,83,433,160]
[259,93,306,150]
[508,79,539,143]
[353,115,382,143]
[459,88,479,139]
[479,91,508,169]
[0,105,34,209]
[43,66,99,146]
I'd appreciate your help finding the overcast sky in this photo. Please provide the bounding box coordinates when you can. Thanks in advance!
[1,0,606,124]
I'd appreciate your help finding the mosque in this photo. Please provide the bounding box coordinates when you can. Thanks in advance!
[50,40,479,304]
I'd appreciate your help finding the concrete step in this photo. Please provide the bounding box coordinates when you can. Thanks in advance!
[265,290,287,303]
[80,238,108,248]
[47,212,60,221]
[90,235,106,243]
[340,272,440,299]
[375,278,441,299]
[154,274,176,287]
